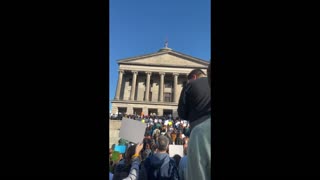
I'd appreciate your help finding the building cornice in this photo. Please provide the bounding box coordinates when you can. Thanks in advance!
[119,63,207,69]
[111,100,178,106]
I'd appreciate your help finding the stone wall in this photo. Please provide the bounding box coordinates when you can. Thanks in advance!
[109,120,122,148]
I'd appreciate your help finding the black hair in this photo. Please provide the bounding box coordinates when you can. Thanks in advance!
[187,69,206,80]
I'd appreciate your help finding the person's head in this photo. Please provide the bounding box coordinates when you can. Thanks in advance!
[173,154,182,167]
[109,148,113,159]
[145,143,151,150]
[158,135,170,152]
[124,144,137,164]
[145,132,151,139]
[143,138,151,150]
[187,69,206,82]
[119,153,123,160]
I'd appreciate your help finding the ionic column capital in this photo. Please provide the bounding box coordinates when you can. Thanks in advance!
[159,72,166,76]
[145,71,152,75]
[118,69,125,74]
[131,71,138,74]
[173,73,179,76]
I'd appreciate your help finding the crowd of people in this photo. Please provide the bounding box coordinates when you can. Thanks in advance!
[109,61,212,180]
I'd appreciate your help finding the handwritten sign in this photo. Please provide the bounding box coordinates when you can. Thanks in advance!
[119,118,146,144]
[169,145,184,157]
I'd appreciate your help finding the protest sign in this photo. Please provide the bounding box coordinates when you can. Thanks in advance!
[114,145,126,154]
[169,145,184,157]
[119,117,146,144]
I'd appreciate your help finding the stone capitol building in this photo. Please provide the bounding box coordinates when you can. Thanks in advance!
[111,44,209,118]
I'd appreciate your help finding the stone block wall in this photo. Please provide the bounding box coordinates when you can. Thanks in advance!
[109,120,122,148]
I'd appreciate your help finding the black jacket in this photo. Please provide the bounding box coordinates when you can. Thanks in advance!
[178,77,211,128]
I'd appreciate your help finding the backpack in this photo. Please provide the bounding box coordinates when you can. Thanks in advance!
[147,157,179,180]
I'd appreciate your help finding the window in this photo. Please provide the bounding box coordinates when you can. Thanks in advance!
[129,78,132,86]
[164,93,172,102]
[165,81,172,88]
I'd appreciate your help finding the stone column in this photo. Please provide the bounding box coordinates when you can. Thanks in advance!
[158,108,163,116]
[145,71,152,101]
[127,106,133,115]
[130,71,138,101]
[173,73,179,103]
[115,70,124,100]
[143,107,148,116]
[159,72,165,102]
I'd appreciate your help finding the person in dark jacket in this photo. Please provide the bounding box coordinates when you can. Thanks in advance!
[113,143,143,180]
[178,69,211,130]
[143,135,179,180]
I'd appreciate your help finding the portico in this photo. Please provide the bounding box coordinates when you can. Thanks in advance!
[111,46,209,117]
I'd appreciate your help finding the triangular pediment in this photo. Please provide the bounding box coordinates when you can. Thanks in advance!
[117,50,209,68]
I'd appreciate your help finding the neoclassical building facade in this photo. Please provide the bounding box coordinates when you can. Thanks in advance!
[111,46,209,118]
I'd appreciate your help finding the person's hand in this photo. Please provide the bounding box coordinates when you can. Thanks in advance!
[135,143,144,154]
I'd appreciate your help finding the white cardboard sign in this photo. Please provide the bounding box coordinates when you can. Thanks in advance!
[169,145,184,157]
[119,118,147,144]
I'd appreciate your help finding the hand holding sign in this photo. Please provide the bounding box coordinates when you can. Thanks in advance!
[135,143,144,155]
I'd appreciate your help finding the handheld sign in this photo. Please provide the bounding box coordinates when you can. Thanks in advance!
[119,117,146,144]
[114,145,126,154]
[169,145,184,157]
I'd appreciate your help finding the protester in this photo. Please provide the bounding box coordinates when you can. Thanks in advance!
[187,61,212,180]
[173,154,182,167]
[143,135,179,180]
[175,132,184,145]
[177,69,211,130]
[113,143,143,180]
[171,131,177,144]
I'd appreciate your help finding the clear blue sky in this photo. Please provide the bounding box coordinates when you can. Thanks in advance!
[110,0,211,110]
